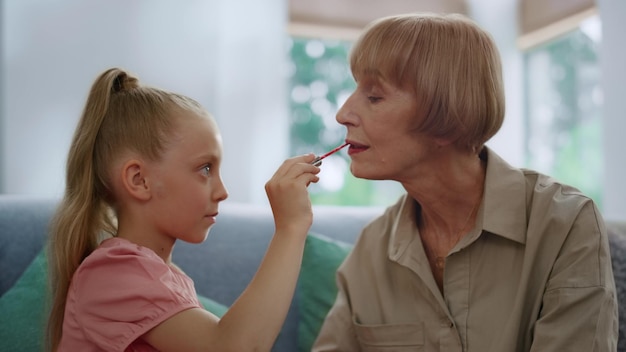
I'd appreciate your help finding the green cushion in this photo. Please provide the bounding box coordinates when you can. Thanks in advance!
[0,250,48,352]
[0,250,228,352]
[297,233,353,352]
[198,292,228,318]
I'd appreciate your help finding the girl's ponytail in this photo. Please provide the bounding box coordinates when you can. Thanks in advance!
[46,68,137,351]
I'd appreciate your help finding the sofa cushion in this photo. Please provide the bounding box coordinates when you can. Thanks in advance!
[0,196,57,296]
[0,249,228,352]
[197,293,228,318]
[0,247,48,352]
[608,224,626,351]
[297,232,353,352]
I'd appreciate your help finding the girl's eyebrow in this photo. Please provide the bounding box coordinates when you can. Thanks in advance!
[191,152,219,164]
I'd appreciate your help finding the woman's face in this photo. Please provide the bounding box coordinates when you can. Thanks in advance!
[337,75,439,182]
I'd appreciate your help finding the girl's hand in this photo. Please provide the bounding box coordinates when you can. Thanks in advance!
[145,154,320,352]
[265,154,319,235]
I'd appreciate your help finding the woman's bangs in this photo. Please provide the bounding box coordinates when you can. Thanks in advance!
[350,35,386,79]
[350,27,414,88]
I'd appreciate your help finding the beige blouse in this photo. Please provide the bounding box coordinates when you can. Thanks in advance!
[313,148,618,352]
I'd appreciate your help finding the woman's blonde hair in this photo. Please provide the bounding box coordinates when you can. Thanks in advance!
[350,13,505,151]
[46,68,207,351]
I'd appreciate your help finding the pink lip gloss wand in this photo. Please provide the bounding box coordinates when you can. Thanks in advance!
[311,142,349,167]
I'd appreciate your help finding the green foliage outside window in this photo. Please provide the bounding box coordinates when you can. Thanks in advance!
[524,19,603,206]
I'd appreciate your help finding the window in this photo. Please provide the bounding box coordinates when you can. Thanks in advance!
[524,15,603,205]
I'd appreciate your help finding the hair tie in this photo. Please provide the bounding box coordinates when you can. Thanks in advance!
[112,73,126,93]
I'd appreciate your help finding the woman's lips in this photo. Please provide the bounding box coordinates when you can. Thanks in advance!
[347,141,369,155]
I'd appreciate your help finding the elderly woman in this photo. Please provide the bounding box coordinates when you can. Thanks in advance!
[313,13,618,351]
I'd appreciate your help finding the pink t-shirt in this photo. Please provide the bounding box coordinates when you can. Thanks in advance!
[58,237,201,352]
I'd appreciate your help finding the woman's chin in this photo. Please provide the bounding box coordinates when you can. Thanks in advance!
[350,166,385,181]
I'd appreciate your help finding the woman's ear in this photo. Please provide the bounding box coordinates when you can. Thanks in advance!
[434,136,455,148]
[120,159,152,201]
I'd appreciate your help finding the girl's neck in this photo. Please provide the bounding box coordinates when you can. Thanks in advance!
[117,232,176,263]
[115,216,176,263]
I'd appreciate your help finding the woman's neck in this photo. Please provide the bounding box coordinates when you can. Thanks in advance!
[404,149,486,236]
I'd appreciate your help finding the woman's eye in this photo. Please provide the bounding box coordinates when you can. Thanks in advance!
[368,96,382,103]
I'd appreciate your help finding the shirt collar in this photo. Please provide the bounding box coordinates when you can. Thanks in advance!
[387,194,419,261]
[387,146,528,256]
[480,147,528,244]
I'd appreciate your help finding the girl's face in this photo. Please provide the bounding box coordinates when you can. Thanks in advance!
[337,75,439,183]
[148,111,228,244]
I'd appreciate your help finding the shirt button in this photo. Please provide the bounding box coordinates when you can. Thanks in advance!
[441,320,454,328]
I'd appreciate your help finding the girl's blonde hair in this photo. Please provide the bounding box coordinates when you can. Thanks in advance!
[46,68,207,351]
[350,13,505,151]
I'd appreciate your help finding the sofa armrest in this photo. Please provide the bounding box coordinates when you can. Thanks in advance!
[0,196,57,295]
[607,222,626,351]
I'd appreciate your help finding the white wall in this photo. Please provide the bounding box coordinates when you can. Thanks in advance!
[598,0,626,222]
[468,0,525,168]
[0,0,288,204]
[212,1,290,204]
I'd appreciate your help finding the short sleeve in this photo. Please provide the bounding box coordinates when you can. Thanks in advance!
[65,239,201,351]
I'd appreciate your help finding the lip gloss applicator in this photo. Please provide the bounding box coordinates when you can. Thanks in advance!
[311,142,349,167]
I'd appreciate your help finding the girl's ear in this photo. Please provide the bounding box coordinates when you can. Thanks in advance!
[121,159,152,201]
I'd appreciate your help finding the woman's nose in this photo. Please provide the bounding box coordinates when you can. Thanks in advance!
[336,94,356,126]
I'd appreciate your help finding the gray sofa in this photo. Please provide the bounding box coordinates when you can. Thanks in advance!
[1,195,625,351]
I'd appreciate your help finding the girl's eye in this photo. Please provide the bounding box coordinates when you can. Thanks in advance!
[368,96,382,103]
[201,164,212,176]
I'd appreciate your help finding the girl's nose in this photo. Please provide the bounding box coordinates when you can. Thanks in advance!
[214,176,228,202]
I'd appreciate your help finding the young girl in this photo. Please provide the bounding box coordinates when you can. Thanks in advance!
[47,68,320,351]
